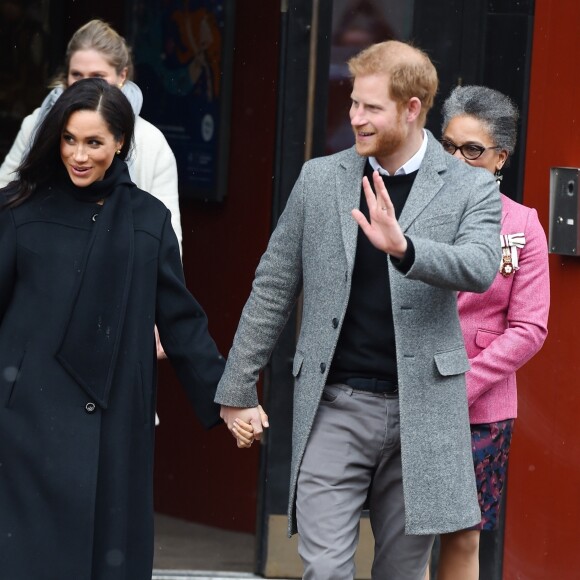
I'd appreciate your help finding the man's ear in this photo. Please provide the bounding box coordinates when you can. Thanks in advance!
[407,97,422,123]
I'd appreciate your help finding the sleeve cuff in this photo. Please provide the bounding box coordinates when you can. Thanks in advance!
[390,236,415,274]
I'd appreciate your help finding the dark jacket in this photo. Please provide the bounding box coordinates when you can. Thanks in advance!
[0,172,223,579]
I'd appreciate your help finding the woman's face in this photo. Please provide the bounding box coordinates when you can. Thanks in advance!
[60,110,124,187]
[442,114,508,175]
[67,49,127,87]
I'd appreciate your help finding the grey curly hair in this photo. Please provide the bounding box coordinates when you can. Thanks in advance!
[441,85,519,155]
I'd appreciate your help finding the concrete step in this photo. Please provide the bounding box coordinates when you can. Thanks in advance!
[153,571,289,580]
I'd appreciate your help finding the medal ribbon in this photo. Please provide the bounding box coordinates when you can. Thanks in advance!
[500,233,525,270]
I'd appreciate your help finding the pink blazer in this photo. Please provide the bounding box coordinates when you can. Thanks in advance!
[458,194,550,424]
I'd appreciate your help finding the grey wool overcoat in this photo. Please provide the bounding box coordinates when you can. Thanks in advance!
[215,131,502,536]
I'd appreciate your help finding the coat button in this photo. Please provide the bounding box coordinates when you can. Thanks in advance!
[85,402,96,414]
[320,362,326,373]
[332,318,339,328]
[92,213,99,222]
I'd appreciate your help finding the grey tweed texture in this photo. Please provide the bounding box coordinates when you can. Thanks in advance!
[215,131,502,537]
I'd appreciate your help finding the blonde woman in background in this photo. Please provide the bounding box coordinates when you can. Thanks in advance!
[0,19,182,249]
[0,19,183,407]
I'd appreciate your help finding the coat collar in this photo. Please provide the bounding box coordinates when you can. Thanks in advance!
[334,130,449,268]
[398,130,447,232]
[335,148,366,271]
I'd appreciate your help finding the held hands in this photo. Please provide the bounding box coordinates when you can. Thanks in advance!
[351,171,407,258]
[220,404,269,449]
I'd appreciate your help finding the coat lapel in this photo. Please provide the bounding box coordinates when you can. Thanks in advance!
[398,132,447,232]
[335,148,367,271]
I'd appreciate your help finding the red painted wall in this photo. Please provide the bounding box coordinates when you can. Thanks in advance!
[153,2,280,533]
[503,1,580,577]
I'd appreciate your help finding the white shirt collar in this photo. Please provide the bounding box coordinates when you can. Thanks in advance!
[369,129,428,176]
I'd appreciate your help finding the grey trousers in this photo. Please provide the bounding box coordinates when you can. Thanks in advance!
[296,384,434,580]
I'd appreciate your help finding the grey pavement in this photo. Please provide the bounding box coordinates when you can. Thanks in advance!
[153,572,271,580]
[154,513,254,571]
[153,513,292,580]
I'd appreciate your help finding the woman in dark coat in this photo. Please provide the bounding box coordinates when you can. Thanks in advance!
[0,78,225,579]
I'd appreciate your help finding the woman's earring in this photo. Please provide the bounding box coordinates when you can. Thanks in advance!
[494,169,503,184]
[116,149,121,155]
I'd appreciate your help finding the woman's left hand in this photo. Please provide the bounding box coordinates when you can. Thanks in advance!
[232,406,269,448]
[232,418,255,448]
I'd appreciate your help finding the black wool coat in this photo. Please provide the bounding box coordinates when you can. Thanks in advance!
[0,176,224,579]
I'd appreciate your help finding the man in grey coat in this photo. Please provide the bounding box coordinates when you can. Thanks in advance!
[216,41,502,579]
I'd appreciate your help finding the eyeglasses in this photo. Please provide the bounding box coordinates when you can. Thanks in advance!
[440,139,502,160]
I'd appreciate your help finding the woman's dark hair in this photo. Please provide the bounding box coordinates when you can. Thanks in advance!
[2,78,134,208]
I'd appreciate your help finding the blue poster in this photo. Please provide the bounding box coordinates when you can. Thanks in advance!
[132,0,232,200]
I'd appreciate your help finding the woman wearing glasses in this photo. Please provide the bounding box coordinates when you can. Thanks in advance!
[431,85,550,580]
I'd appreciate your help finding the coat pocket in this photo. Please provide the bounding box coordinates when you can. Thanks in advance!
[415,212,458,229]
[413,212,458,243]
[292,351,304,378]
[2,350,26,408]
[434,347,470,377]
[475,328,502,349]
